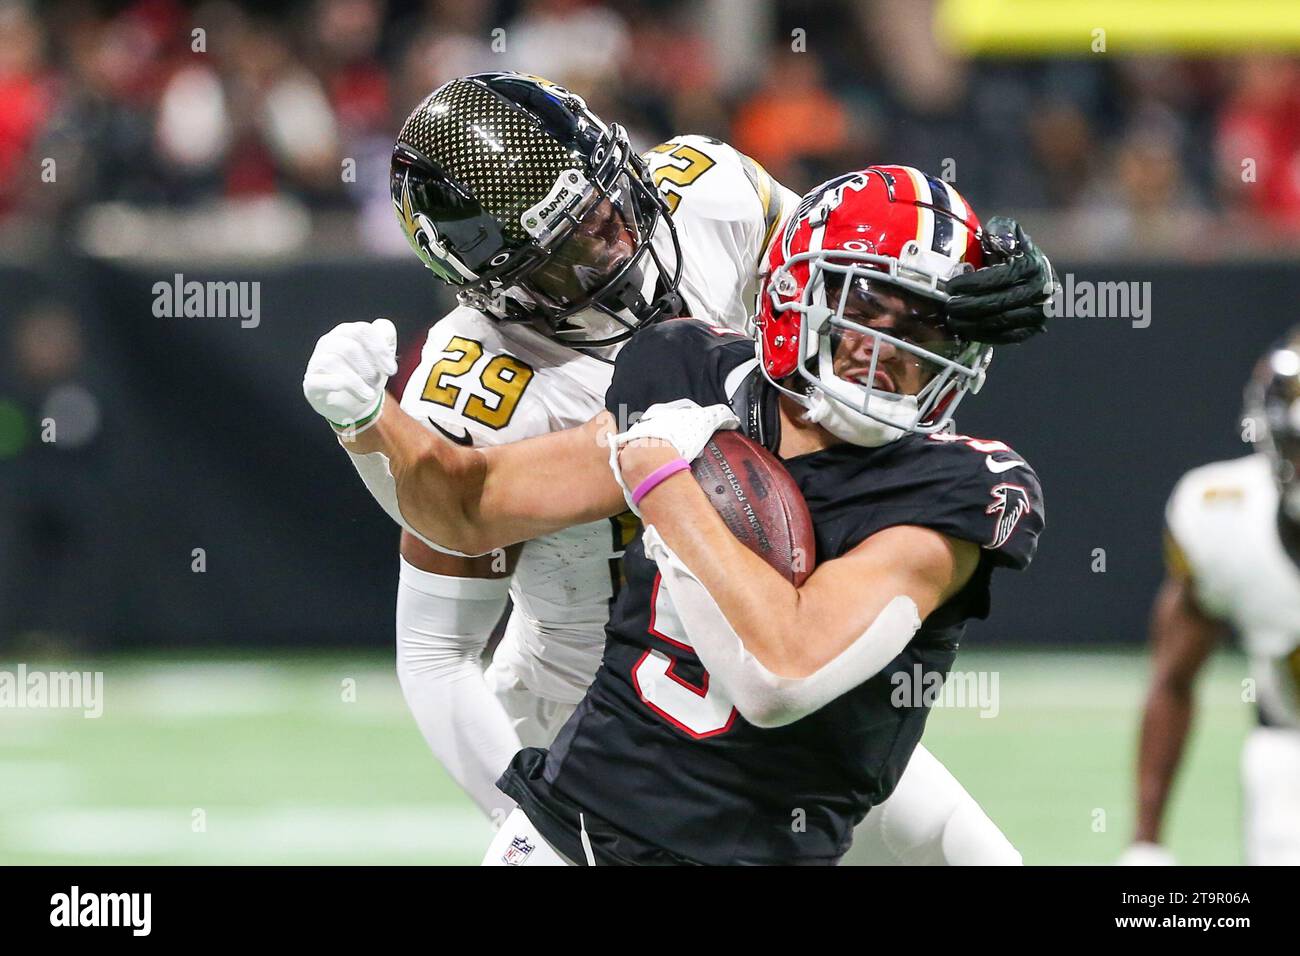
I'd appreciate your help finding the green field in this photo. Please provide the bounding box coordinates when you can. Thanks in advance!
[0,649,1251,865]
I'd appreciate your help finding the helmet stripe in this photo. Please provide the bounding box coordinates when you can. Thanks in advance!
[901,167,935,255]
[924,173,956,260]
[940,179,972,262]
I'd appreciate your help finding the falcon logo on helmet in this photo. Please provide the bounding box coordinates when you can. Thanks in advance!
[389,72,683,350]
[755,165,993,447]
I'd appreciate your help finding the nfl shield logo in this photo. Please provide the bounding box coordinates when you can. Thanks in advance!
[502,834,536,866]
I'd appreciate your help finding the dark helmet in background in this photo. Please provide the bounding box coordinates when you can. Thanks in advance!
[1245,328,1300,521]
[390,72,682,349]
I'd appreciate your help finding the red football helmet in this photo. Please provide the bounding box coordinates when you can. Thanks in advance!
[754,166,993,443]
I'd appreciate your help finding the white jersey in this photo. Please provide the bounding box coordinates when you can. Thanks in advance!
[1166,453,1300,727]
[400,135,797,702]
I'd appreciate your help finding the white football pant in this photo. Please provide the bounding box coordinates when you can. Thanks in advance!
[1242,725,1300,865]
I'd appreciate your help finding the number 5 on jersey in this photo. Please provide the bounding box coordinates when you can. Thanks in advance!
[631,573,737,739]
[421,335,535,430]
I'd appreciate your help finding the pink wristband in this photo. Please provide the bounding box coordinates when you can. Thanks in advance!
[631,457,691,508]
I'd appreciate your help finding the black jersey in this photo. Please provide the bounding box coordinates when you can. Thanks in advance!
[498,319,1044,865]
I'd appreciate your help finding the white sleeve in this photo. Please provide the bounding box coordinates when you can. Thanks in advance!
[394,558,520,820]
[344,446,479,557]
[641,526,921,728]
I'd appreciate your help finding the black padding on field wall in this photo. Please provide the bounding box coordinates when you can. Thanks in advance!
[0,256,1286,648]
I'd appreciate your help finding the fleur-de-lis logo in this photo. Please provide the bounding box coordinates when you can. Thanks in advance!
[395,172,479,284]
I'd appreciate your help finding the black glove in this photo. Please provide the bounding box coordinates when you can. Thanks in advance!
[945,216,1057,345]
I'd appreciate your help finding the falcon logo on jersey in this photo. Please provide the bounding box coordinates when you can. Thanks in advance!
[501,834,536,865]
[985,483,1031,550]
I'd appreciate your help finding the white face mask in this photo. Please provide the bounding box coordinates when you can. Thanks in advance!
[801,388,918,448]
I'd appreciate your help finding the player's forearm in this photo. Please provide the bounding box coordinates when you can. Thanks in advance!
[640,512,923,727]
[1133,682,1194,843]
[379,411,627,555]
[635,470,924,683]
[636,472,810,674]
[337,393,489,553]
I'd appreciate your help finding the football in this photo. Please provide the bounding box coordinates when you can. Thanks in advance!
[691,430,816,586]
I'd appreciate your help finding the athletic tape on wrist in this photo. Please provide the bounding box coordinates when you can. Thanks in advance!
[331,391,385,437]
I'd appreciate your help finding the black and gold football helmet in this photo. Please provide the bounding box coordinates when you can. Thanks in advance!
[390,72,682,349]
[1246,328,1300,522]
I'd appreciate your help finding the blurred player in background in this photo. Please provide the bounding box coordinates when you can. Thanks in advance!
[1124,331,1300,866]
[307,72,1056,863]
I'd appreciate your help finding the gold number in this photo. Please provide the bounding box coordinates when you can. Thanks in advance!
[646,142,717,214]
[465,354,534,429]
[421,336,535,430]
[607,511,642,599]
[421,335,483,407]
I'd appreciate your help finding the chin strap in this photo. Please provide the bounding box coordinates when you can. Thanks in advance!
[727,362,781,452]
[802,388,911,448]
[650,288,684,320]
[608,265,685,326]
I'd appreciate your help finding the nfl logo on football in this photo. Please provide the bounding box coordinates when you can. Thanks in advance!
[501,835,536,866]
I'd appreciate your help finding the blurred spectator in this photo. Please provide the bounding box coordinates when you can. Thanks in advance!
[1028,98,1097,209]
[1217,56,1300,235]
[498,0,630,95]
[732,48,855,187]
[1068,108,1210,255]
[619,0,726,145]
[391,0,496,107]
[0,2,54,216]
[0,302,112,651]
[0,0,1296,258]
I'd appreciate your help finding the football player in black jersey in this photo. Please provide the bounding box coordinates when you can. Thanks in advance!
[314,165,1044,865]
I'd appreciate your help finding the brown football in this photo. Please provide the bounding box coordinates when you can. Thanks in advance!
[690,430,816,586]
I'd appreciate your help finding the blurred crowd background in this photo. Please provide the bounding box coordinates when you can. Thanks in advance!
[4,0,1300,653]
[4,0,1300,259]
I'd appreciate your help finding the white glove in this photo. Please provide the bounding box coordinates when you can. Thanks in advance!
[606,399,739,515]
[1116,842,1176,866]
[303,319,398,431]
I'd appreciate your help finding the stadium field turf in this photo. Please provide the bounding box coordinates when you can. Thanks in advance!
[0,649,1250,865]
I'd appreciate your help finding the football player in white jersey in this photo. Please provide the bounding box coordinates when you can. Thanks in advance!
[305,72,1057,863]
[1123,331,1300,866]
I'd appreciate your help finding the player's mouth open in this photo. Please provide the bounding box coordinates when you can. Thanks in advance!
[849,369,896,393]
